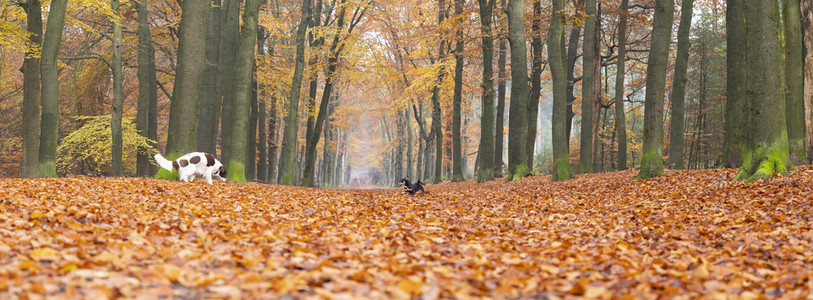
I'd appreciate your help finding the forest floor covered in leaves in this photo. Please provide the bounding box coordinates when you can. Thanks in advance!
[0,167,812,299]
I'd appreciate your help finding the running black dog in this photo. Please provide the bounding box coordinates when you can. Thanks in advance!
[398,176,425,195]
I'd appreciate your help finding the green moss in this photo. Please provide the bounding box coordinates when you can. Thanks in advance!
[153,153,180,181]
[551,157,572,182]
[633,148,664,181]
[514,163,531,178]
[227,162,247,183]
[734,135,791,182]
[477,168,493,183]
[37,160,57,177]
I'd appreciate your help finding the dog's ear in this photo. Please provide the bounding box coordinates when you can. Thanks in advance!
[219,166,227,178]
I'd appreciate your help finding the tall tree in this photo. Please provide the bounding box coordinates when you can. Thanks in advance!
[37,0,68,178]
[136,0,158,177]
[494,0,507,178]
[633,0,673,181]
[733,0,791,181]
[156,0,211,179]
[225,0,262,183]
[451,0,465,182]
[247,62,259,181]
[722,0,747,168]
[278,0,312,185]
[505,0,530,180]
[803,0,813,163]
[477,0,495,182]
[197,0,223,154]
[110,0,124,176]
[667,0,694,170]
[549,0,571,181]
[257,27,269,183]
[219,0,240,166]
[432,0,447,184]
[21,0,42,178]
[579,0,598,174]
[613,0,629,170]
[784,0,807,164]
[526,0,543,174]
[305,0,323,156]
[302,1,367,187]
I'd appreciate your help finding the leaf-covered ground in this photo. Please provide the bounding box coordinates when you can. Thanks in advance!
[1,167,812,299]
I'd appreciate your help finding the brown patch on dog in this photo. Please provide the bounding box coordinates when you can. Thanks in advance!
[179,159,189,168]
[190,156,201,164]
[205,153,216,167]
[172,161,180,170]
[219,166,227,178]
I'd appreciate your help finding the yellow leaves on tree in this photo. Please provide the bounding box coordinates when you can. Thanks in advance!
[57,115,156,176]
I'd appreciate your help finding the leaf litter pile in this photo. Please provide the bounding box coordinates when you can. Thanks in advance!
[1,167,812,299]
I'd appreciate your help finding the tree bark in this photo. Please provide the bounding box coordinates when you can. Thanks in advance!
[565,4,583,142]
[246,62,259,181]
[477,0,495,182]
[784,0,807,165]
[451,0,465,182]
[136,0,157,177]
[432,0,446,184]
[278,0,312,185]
[197,0,223,154]
[219,0,240,166]
[666,0,693,170]
[579,0,598,174]
[803,0,813,163]
[733,0,791,181]
[257,27,268,183]
[633,0,673,181]
[506,0,530,180]
[306,0,323,151]
[722,0,747,168]
[590,7,602,172]
[38,0,68,178]
[526,0,543,174]
[111,0,124,176]
[22,0,42,178]
[614,0,628,170]
[494,0,507,178]
[549,0,571,181]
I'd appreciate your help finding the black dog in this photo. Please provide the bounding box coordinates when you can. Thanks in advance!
[398,176,425,195]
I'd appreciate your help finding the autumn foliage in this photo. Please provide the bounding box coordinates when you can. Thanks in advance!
[0,167,811,298]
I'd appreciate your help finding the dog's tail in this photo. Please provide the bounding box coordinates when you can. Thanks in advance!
[154,154,175,171]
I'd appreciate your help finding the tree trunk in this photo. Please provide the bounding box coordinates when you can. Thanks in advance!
[734,0,791,181]
[267,87,278,183]
[111,0,124,176]
[247,62,259,181]
[549,0,571,181]
[565,5,583,142]
[590,8,602,172]
[219,0,240,166]
[526,0,543,174]
[477,0,495,182]
[22,0,42,178]
[494,0,507,178]
[722,0,748,168]
[306,0,323,150]
[405,109,414,178]
[278,0,312,185]
[156,0,210,180]
[633,0,673,181]
[666,0,693,170]
[784,0,807,165]
[803,0,813,163]
[38,0,68,178]
[578,0,598,174]
[450,0,465,181]
[506,0,530,180]
[197,0,223,154]
[258,91,267,182]
[614,0,629,171]
[432,0,446,184]
[136,0,157,177]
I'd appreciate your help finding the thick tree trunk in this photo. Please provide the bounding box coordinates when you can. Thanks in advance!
[590,8,602,172]
[197,0,223,154]
[267,87,278,183]
[784,0,807,165]
[432,0,446,184]
[634,0,673,180]
[136,0,157,177]
[477,0,495,182]
[494,0,507,178]
[278,0,312,185]
[722,0,748,168]
[803,0,813,163]
[579,0,598,174]
[38,0,68,178]
[257,27,268,183]
[505,0,530,180]
[450,0,465,182]
[526,0,543,174]
[667,0,693,170]
[305,0,323,150]
[22,0,42,178]
[219,0,240,166]
[247,63,259,181]
[549,0,571,181]
[614,0,629,171]
[111,0,124,176]
[565,8,582,142]
[156,0,210,180]
[734,0,791,181]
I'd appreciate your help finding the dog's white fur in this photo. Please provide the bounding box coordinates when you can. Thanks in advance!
[154,152,227,184]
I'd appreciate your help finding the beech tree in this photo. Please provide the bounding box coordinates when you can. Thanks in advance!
[21,0,42,178]
[613,0,629,171]
[505,0,530,181]
[476,0,496,182]
[667,0,694,170]
[548,0,571,182]
[38,0,68,178]
[784,0,807,165]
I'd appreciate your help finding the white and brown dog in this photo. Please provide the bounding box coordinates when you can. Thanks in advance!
[154,152,227,184]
